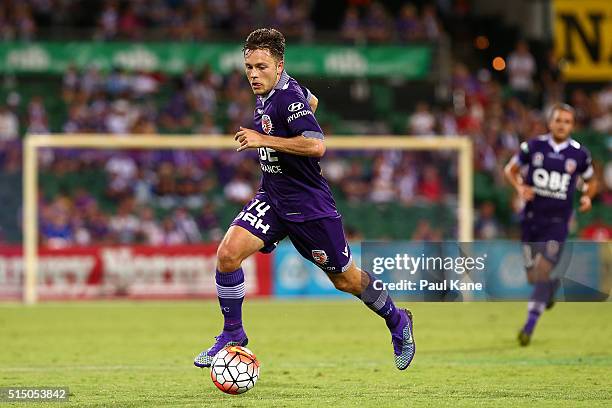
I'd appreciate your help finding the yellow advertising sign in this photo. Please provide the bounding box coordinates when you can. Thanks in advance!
[554,0,612,81]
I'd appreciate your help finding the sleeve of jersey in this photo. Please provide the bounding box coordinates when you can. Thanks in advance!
[299,85,312,102]
[279,90,324,140]
[579,149,594,180]
[517,141,531,165]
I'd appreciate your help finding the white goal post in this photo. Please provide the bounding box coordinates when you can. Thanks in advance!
[23,134,473,304]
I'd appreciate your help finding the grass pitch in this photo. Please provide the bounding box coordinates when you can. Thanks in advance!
[0,300,611,407]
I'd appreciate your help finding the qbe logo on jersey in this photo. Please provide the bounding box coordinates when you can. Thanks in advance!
[288,102,304,112]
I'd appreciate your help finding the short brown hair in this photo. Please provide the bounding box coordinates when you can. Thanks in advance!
[548,103,576,122]
[243,28,285,61]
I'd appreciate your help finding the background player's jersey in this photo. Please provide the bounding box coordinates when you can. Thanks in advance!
[252,70,338,222]
[514,134,593,223]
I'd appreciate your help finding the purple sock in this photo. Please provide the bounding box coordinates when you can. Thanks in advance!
[216,268,245,332]
[359,271,402,330]
[547,278,560,302]
[523,282,549,334]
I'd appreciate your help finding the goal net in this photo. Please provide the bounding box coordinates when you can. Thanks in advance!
[18,134,473,303]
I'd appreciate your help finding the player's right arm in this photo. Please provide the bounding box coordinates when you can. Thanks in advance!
[504,141,534,201]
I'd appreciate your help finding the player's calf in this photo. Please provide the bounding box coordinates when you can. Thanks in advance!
[327,270,361,295]
[335,265,416,369]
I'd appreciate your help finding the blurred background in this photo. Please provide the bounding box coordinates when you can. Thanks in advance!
[0,0,609,300]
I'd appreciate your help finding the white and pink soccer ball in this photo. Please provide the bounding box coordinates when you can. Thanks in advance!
[210,345,260,394]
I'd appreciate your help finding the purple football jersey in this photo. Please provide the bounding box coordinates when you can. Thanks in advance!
[252,70,338,222]
[515,134,593,223]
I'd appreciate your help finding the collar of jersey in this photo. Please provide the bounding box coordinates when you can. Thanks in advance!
[546,134,570,153]
[259,70,291,104]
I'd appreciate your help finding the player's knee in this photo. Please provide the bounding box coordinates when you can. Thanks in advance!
[216,244,243,272]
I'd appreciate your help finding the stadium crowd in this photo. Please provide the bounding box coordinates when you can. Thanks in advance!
[0,0,445,42]
[0,1,609,245]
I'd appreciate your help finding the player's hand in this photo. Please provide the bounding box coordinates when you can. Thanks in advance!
[234,127,266,152]
[518,185,535,201]
[578,195,592,212]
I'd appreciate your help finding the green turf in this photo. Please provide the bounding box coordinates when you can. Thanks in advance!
[0,301,611,407]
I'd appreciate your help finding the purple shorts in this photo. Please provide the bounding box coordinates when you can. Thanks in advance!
[521,220,568,266]
[231,191,352,273]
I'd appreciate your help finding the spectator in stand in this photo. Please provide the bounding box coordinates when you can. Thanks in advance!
[95,0,119,40]
[106,99,136,134]
[365,2,391,43]
[411,219,442,241]
[421,4,441,40]
[340,7,363,44]
[139,206,163,245]
[409,102,436,136]
[106,68,131,97]
[196,114,222,135]
[72,214,92,246]
[175,162,204,209]
[14,2,36,40]
[105,152,137,200]
[226,88,254,127]
[131,70,159,98]
[507,40,536,105]
[80,65,103,99]
[540,49,564,109]
[475,201,501,239]
[118,3,143,39]
[154,161,177,208]
[173,207,201,243]
[159,80,194,131]
[0,105,19,143]
[62,65,80,103]
[26,95,49,134]
[340,161,370,202]
[396,3,423,42]
[109,198,139,244]
[41,211,73,248]
[160,217,187,245]
[188,69,218,115]
[418,165,443,202]
[224,173,254,205]
[570,88,593,129]
[85,205,112,243]
[369,155,397,203]
[197,202,222,241]
[396,166,418,205]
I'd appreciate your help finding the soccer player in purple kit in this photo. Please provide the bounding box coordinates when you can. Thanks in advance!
[504,103,597,346]
[194,28,415,370]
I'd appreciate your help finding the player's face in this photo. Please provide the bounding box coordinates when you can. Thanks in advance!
[244,49,284,96]
[548,109,574,141]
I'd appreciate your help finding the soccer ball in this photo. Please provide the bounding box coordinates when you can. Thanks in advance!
[210,345,260,394]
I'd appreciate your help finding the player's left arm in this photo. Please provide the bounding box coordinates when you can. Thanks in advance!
[234,127,325,158]
[578,150,598,213]
[579,178,597,212]
[300,86,318,113]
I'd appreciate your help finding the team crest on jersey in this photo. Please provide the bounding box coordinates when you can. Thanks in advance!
[312,250,328,265]
[565,158,577,174]
[262,114,273,134]
[532,152,544,167]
